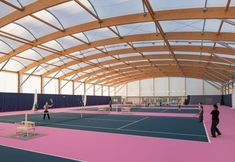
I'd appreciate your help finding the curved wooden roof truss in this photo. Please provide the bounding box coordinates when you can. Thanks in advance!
[0,0,235,87]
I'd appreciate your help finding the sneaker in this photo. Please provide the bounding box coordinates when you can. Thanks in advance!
[211,135,216,138]
[218,133,221,136]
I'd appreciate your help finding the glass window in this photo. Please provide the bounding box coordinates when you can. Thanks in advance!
[155,77,169,96]
[61,80,72,95]
[141,78,154,96]
[85,83,94,95]
[128,81,139,96]
[169,77,185,96]
[0,71,17,92]
[74,82,84,95]
[43,78,59,94]
[204,81,220,95]
[21,75,41,93]
[103,86,109,96]
[95,85,102,96]
[186,78,203,95]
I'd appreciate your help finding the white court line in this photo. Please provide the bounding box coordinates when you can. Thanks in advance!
[37,122,207,138]
[120,128,207,138]
[0,119,208,140]
[117,117,149,129]
[0,143,86,162]
[84,118,133,122]
[160,109,168,113]
[25,115,134,123]
[203,121,211,143]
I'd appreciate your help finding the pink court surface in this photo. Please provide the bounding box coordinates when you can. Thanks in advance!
[0,105,235,162]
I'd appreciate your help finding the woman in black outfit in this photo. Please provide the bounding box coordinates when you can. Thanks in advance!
[211,104,221,138]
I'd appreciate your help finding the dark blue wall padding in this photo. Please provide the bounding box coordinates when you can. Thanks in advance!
[86,96,111,106]
[221,94,232,107]
[0,93,34,112]
[0,92,109,112]
[188,95,222,105]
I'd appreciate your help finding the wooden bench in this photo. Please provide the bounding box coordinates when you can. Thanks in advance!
[16,121,36,136]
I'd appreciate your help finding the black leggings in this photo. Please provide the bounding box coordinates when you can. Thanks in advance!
[211,120,221,136]
[43,111,50,119]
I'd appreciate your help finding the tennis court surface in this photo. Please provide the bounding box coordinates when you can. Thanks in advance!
[0,145,80,162]
[0,112,208,142]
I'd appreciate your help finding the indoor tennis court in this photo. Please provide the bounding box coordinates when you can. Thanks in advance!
[1,0,235,162]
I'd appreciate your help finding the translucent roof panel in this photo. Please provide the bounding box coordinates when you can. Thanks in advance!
[149,0,205,11]
[117,22,156,36]
[73,33,89,44]
[143,52,170,55]
[0,40,13,53]
[160,20,204,32]
[0,35,23,50]
[84,27,117,42]
[41,40,64,51]
[76,62,89,68]
[69,51,83,58]
[0,23,36,41]
[216,54,235,59]
[17,49,43,60]
[88,0,143,19]
[0,59,24,71]
[0,2,15,18]
[132,40,165,47]
[56,36,82,49]
[32,65,50,75]
[47,1,96,28]
[174,51,206,56]
[8,0,37,7]
[207,0,230,7]
[114,53,140,58]
[105,43,130,51]
[80,48,100,57]
[48,71,65,78]
[97,56,115,62]
[47,56,73,66]
[33,10,64,30]
[169,40,216,47]
[204,19,221,32]
[221,20,235,33]
[11,56,33,66]
[16,16,57,38]
[31,47,54,58]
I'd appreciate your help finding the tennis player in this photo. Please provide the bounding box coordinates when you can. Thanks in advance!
[43,101,53,120]
[198,102,204,122]
[211,104,221,138]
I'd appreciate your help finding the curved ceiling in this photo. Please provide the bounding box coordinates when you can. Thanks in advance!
[0,0,235,87]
